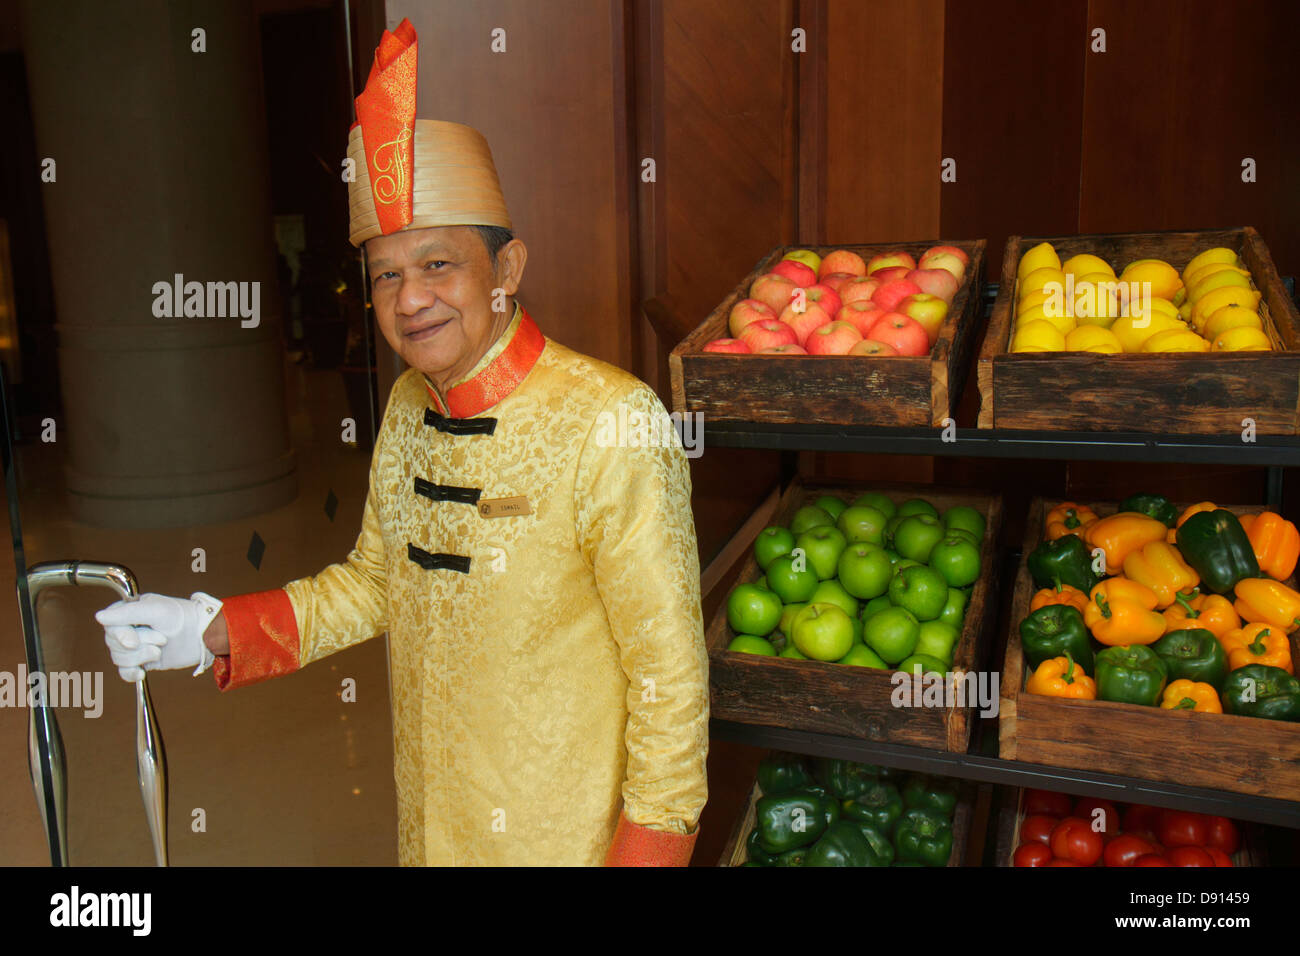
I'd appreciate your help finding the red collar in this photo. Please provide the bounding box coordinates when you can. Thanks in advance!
[423,307,546,418]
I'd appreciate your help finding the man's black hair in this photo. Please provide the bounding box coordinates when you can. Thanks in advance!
[474,225,514,265]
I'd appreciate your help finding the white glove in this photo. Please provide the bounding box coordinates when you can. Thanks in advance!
[95,592,223,682]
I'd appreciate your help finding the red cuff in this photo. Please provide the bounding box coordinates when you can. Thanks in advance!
[212,589,301,691]
[604,813,698,867]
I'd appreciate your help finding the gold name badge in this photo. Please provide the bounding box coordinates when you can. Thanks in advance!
[478,496,531,518]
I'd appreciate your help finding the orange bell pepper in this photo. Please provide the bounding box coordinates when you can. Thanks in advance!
[1159,680,1223,713]
[1176,501,1220,529]
[1084,512,1168,574]
[1122,541,1200,608]
[1238,512,1300,580]
[1084,579,1166,646]
[1046,503,1098,541]
[1234,578,1300,634]
[1221,623,1293,674]
[1030,583,1089,614]
[1026,653,1097,699]
[1162,589,1240,639]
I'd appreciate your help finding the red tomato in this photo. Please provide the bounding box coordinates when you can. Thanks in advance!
[1020,814,1059,846]
[1103,834,1157,867]
[1050,818,1104,866]
[1204,817,1240,855]
[1024,789,1075,818]
[1158,811,1210,848]
[1206,847,1234,867]
[1073,797,1119,837]
[1134,853,1170,866]
[1168,845,1215,867]
[1014,841,1054,867]
[1122,803,1162,839]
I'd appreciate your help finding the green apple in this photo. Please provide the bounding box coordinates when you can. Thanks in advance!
[928,534,982,588]
[813,494,847,522]
[893,558,922,576]
[808,579,859,619]
[755,575,768,590]
[938,588,968,629]
[837,505,888,546]
[915,620,959,665]
[792,603,855,661]
[779,642,807,659]
[942,505,987,542]
[852,491,896,520]
[838,644,888,668]
[897,653,948,677]
[851,614,864,644]
[888,565,949,621]
[728,634,776,655]
[944,527,981,547]
[884,515,904,548]
[862,595,892,621]
[837,544,892,599]
[863,606,920,664]
[897,498,939,518]
[795,526,847,581]
[766,553,819,603]
[727,583,782,636]
[754,526,796,571]
[779,602,808,638]
[882,548,903,569]
[790,505,834,535]
[894,513,945,563]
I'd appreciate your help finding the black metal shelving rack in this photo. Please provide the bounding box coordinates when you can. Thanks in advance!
[702,282,1300,849]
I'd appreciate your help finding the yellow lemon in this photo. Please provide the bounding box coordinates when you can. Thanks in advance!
[1141,328,1210,353]
[1019,267,1068,301]
[1173,287,1187,307]
[1018,287,1073,318]
[1010,319,1066,352]
[1120,259,1183,302]
[1125,296,1181,322]
[1064,326,1122,353]
[1062,253,1115,279]
[1179,300,1193,322]
[1182,247,1239,282]
[1018,242,1061,279]
[1187,268,1252,304]
[1212,327,1272,352]
[1110,313,1185,352]
[1184,260,1245,291]
[1017,303,1076,335]
[1191,285,1262,332]
[1072,274,1123,325]
[1203,306,1263,342]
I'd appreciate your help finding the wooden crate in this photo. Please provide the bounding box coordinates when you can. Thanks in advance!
[670,239,987,427]
[707,478,1003,750]
[994,786,1263,866]
[976,227,1300,434]
[1000,497,1300,800]
[720,777,975,866]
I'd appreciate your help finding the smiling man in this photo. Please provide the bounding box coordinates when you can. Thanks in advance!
[95,19,709,866]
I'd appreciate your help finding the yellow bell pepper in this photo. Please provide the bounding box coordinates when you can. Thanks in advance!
[1084,512,1169,574]
[1160,680,1223,713]
[1221,623,1293,674]
[1175,501,1219,528]
[1030,583,1089,614]
[1084,579,1166,646]
[1238,512,1300,581]
[1162,589,1240,639]
[1233,578,1300,634]
[1045,502,1098,541]
[1122,541,1200,608]
[1026,654,1097,699]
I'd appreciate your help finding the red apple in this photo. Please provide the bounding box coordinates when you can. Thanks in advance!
[779,301,833,346]
[897,293,950,346]
[740,319,798,351]
[918,251,966,283]
[727,298,777,338]
[804,283,842,319]
[839,276,882,306]
[702,337,751,354]
[871,266,911,284]
[849,338,899,356]
[866,313,929,356]
[872,278,923,312]
[770,258,818,288]
[818,249,867,279]
[819,272,858,293]
[906,267,960,303]
[805,320,864,355]
[757,344,808,355]
[866,251,917,275]
[920,244,970,268]
[836,300,884,338]
[749,273,799,315]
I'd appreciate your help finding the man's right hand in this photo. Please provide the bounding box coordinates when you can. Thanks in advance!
[95,593,224,682]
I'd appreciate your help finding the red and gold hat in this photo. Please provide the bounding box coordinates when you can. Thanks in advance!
[347,19,512,248]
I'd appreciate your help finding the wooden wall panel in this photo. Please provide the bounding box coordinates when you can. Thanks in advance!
[392,0,631,370]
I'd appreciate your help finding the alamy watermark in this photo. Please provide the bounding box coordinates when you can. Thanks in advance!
[890,669,999,718]
[151,274,260,327]
[1,665,103,718]
[593,404,704,458]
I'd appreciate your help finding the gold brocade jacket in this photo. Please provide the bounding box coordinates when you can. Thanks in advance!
[214,306,709,865]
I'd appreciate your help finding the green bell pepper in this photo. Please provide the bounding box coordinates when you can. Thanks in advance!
[845,820,895,866]
[894,808,953,866]
[813,758,877,800]
[1119,493,1178,528]
[841,781,904,832]
[804,821,886,867]
[1222,664,1300,721]
[745,828,778,866]
[901,774,959,818]
[756,752,813,795]
[1027,534,1100,594]
[755,786,831,853]
[1152,627,1228,690]
[1019,604,1095,675]
[774,847,809,866]
[1094,644,1168,706]
[1175,509,1260,595]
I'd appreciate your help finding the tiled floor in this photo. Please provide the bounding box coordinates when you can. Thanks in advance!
[0,361,398,865]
